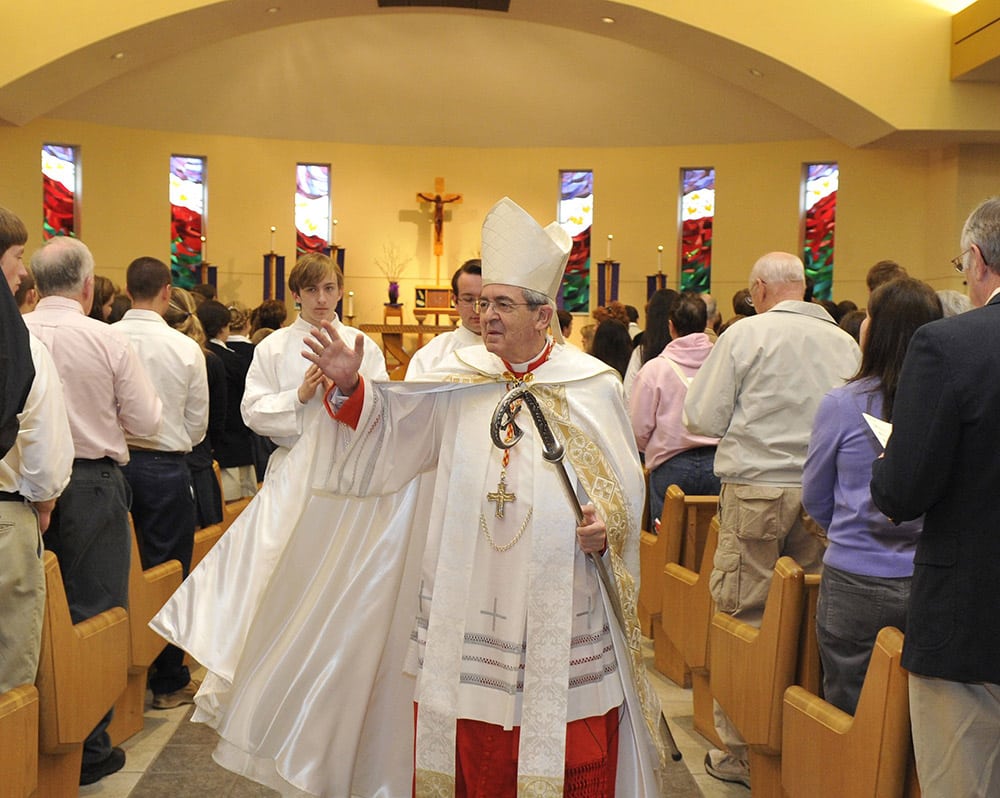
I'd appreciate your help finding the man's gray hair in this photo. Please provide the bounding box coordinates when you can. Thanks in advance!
[521,286,550,308]
[961,196,1000,275]
[749,251,805,287]
[30,236,95,298]
[701,292,718,319]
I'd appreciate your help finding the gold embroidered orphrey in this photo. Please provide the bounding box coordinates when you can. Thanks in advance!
[530,383,672,774]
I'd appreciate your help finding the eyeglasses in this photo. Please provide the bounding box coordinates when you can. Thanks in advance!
[455,295,479,307]
[952,249,970,273]
[474,298,534,314]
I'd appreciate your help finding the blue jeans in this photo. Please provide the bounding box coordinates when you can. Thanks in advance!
[649,446,720,522]
[816,563,911,715]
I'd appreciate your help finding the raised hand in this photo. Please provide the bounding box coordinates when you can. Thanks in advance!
[302,321,364,395]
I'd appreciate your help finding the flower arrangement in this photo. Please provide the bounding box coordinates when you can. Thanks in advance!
[375,242,412,280]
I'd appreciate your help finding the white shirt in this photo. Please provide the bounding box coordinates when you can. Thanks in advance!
[685,300,861,485]
[404,325,481,380]
[0,336,73,501]
[114,308,209,453]
[241,314,388,452]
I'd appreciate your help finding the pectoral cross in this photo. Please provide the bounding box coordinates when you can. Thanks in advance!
[487,472,516,519]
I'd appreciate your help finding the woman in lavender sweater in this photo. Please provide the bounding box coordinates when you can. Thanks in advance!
[803,277,942,714]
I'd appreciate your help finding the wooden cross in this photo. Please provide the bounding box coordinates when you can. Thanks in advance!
[487,474,516,519]
[417,176,462,283]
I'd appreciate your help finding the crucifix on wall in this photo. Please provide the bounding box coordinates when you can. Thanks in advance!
[417,176,462,284]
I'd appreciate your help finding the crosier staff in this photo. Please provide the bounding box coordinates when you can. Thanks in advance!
[491,383,682,762]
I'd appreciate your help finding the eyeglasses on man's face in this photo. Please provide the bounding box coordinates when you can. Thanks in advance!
[952,249,971,273]
[474,298,533,315]
[455,295,479,307]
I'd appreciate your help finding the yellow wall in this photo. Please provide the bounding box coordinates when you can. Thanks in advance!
[0,117,979,327]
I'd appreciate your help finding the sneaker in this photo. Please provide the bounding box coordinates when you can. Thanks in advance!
[152,678,201,710]
[704,749,750,788]
[80,746,126,785]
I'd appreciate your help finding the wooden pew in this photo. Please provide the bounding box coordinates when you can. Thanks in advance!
[660,517,723,747]
[107,522,183,746]
[639,485,718,635]
[782,626,912,798]
[35,552,128,797]
[796,573,823,696]
[0,684,39,797]
[709,556,805,798]
[645,486,717,686]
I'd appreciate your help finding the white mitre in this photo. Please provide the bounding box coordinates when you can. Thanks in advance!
[481,197,572,342]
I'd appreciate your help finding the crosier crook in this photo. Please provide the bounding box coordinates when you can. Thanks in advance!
[490,383,682,762]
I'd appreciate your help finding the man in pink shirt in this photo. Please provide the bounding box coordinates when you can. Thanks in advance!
[24,235,162,786]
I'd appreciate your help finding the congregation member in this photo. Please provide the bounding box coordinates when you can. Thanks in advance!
[198,299,259,501]
[405,258,482,379]
[802,277,941,715]
[865,259,907,294]
[936,288,973,317]
[557,308,575,344]
[114,259,208,709]
[241,253,387,477]
[25,236,162,785]
[0,208,72,696]
[871,197,1000,797]
[623,288,677,401]
[13,266,37,313]
[165,287,225,527]
[629,292,720,515]
[88,274,116,322]
[700,292,721,341]
[590,318,633,380]
[625,303,641,339]
[684,251,860,788]
[154,197,668,796]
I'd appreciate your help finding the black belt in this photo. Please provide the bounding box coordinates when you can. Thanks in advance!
[0,490,23,502]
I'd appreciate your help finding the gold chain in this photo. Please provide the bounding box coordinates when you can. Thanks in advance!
[480,507,533,553]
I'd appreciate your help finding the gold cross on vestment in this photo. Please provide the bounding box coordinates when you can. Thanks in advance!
[487,473,516,519]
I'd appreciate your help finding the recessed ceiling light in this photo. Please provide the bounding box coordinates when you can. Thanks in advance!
[748,67,764,78]
[111,51,126,60]
[266,6,280,13]
[601,16,615,24]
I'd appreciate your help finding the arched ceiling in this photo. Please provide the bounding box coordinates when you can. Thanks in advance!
[2,0,997,149]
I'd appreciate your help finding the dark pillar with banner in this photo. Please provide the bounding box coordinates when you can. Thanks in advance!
[263,253,285,300]
[597,260,619,308]
[646,272,667,300]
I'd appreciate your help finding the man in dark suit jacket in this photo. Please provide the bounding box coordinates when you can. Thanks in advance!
[871,196,1000,797]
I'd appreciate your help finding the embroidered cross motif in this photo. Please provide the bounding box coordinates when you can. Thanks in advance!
[487,473,516,519]
[480,597,507,632]
[418,579,432,613]
[576,596,597,630]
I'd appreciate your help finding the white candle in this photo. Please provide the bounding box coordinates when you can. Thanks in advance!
[346,290,355,317]
[270,225,276,252]
[657,245,663,271]
[200,235,207,262]
[332,218,339,244]
[607,234,613,260]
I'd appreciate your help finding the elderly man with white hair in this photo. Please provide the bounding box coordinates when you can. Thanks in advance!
[684,251,860,788]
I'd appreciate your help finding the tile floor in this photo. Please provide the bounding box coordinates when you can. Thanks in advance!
[77,642,749,797]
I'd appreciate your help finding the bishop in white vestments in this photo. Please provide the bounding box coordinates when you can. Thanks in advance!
[153,198,667,797]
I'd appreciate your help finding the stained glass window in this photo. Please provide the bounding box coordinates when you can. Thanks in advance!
[558,170,593,312]
[680,168,715,293]
[296,164,331,258]
[42,144,79,239]
[170,155,206,289]
[802,162,838,301]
